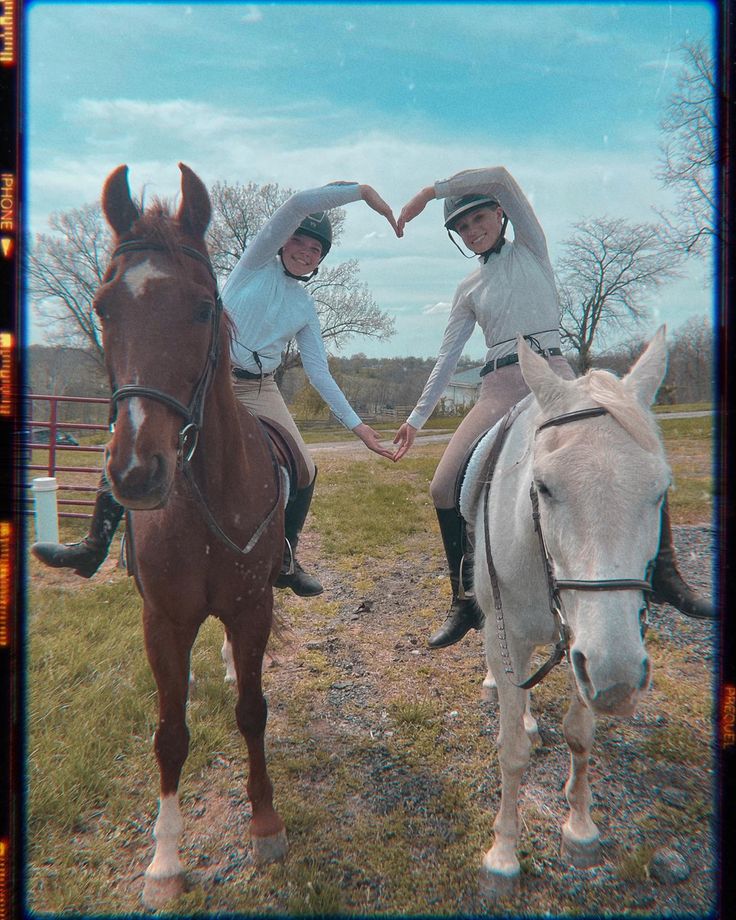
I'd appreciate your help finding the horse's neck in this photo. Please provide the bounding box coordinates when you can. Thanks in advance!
[490,401,537,543]
[197,371,263,494]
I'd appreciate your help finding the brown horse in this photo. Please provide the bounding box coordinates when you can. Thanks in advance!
[97,163,287,907]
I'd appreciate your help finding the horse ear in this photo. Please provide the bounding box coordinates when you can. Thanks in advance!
[177,163,211,239]
[517,335,569,409]
[102,165,140,236]
[623,325,668,407]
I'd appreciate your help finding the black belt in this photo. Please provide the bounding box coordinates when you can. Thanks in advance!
[232,367,273,380]
[479,347,561,378]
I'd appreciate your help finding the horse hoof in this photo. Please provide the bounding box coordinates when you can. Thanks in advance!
[252,828,288,865]
[142,871,185,908]
[561,830,602,869]
[479,864,520,899]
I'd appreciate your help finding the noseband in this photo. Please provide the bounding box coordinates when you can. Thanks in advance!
[483,405,654,691]
[108,240,223,467]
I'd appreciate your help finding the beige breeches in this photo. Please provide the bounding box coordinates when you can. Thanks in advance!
[430,356,575,509]
[232,376,316,483]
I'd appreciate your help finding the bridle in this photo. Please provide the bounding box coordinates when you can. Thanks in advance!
[109,239,223,467]
[482,405,655,691]
[106,238,281,556]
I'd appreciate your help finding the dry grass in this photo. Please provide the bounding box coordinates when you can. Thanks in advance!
[23,425,716,916]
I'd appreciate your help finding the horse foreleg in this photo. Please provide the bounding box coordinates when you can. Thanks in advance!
[229,598,287,865]
[141,609,199,908]
[560,690,601,868]
[482,669,539,746]
[480,681,532,898]
[221,627,237,683]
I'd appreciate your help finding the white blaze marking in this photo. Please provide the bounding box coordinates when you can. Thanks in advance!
[123,260,170,298]
[146,794,184,879]
[118,396,146,476]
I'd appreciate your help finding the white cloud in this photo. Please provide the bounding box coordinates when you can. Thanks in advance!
[27,98,711,356]
[423,302,451,316]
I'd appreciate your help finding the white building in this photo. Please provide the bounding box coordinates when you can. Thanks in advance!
[441,366,484,413]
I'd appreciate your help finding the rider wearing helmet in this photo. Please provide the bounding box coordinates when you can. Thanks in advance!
[394,166,712,649]
[223,181,398,595]
[32,180,399,596]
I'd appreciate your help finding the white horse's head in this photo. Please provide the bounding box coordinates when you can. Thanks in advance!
[518,328,671,716]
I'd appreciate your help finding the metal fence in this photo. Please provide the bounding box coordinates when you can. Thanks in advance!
[25,394,110,520]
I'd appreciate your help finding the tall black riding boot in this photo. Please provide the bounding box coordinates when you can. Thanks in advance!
[31,484,125,579]
[651,497,715,619]
[428,506,484,648]
[274,470,324,597]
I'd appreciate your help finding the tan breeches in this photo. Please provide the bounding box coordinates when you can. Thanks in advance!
[232,376,316,483]
[429,355,575,509]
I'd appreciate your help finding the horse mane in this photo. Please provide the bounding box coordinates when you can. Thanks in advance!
[584,369,662,453]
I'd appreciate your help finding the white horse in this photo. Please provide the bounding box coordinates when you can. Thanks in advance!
[460,327,670,896]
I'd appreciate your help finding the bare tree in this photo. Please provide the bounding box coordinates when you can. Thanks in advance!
[665,314,714,404]
[207,179,346,276]
[656,39,718,258]
[27,204,112,367]
[556,217,681,372]
[29,179,394,381]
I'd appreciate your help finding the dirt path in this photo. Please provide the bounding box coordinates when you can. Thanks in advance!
[156,517,717,916]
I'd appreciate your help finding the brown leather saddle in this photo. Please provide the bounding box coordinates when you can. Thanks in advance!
[258,416,312,496]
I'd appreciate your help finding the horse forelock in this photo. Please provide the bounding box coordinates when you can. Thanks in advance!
[581,370,662,454]
[130,198,188,266]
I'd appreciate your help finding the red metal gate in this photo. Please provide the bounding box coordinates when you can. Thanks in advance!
[25,394,110,520]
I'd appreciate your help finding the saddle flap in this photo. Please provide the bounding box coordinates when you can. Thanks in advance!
[258,417,312,494]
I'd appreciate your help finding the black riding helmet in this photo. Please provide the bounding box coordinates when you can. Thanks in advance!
[296,211,332,259]
[279,211,333,281]
[443,194,508,260]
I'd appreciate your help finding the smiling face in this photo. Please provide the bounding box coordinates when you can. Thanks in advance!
[453,205,504,254]
[280,231,324,276]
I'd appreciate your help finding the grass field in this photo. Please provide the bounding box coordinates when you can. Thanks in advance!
[23,416,716,915]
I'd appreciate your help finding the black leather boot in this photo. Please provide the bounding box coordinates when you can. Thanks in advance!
[274,471,324,597]
[31,485,125,578]
[428,507,484,648]
[651,497,715,619]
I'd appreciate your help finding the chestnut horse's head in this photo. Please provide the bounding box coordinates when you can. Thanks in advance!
[97,163,220,509]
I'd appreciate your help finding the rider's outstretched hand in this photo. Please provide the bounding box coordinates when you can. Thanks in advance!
[360,185,400,236]
[353,423,396,460]
[392,422,418,461]
[397,185,436,236]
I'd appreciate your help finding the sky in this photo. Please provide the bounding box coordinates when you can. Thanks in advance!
[24,0,717,361]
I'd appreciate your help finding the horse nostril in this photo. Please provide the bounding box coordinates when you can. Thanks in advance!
[640,656,652,690]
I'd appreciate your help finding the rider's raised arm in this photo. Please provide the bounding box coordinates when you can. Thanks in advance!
[236,183,364,273]
[435,166,550,267]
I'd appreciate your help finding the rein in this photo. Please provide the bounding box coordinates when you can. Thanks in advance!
[482,405,654,691]
[108,238,281,557]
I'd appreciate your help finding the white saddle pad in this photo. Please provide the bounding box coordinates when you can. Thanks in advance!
[459,394,534,523]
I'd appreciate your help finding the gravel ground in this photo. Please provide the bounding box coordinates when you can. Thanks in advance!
[28,519,719,915]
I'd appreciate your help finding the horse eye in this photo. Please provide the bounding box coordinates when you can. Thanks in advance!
[195,302,214,323]
[93,301,107,320]
[536,479,551,498]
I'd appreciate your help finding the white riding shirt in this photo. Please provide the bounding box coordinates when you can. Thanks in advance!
[407,166,562,430]
[222,183,364,430]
